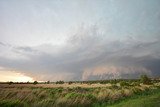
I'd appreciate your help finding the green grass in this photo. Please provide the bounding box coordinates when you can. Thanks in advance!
[0,82,160,107]
[107,89,160,107]
[0,100,28,107]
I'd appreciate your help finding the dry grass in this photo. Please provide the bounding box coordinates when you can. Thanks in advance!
[0,83,111,89]
[0,82,160,107]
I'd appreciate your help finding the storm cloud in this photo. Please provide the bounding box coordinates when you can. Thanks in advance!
[0,24,160,81]
[0,0,160,81]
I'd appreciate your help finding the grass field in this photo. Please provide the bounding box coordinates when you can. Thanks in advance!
[108,89,160,107]
[0,79,160,107]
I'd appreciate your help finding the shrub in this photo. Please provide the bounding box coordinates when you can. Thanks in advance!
[33,81,38,85]
[27,81,30,84]
[110,79,117,84]
[140,75,151,85]
[47,81,50,84]
[8,81,13,85]
[68,81,73,85]
[56,81,64,84]
[120,81,130,87]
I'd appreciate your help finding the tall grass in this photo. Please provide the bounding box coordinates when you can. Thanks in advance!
[0,81,160,107]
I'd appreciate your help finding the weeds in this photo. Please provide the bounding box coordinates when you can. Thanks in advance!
[0,79,160,107]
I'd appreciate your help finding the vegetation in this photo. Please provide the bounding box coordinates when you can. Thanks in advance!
[108,89,160,107]
[56,80,64,84]
[140,75,151,85]
[68,81,73,85]
[119,81,130,87]
[8,81,13,85]
[0,75,160,107]
[33,81,38,85]
[46,81,50,84]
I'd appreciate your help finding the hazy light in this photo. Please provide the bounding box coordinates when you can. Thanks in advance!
[0,71,34,82]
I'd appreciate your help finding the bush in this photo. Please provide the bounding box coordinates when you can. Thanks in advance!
[120,81,130,87]
[140,75,151,85]
[8,81,13,85]
[33,81,38,85]
[68,81,73,85]
[110,79,117,84]
[56,81,64,84]
[46,81,50,84]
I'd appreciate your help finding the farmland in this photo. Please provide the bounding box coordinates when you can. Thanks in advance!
[0,77,160,107]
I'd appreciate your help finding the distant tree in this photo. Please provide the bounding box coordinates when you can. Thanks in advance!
[140,74,151,85]
[68,81,73,85]
[47,81,50,84]
[110,79,117,84]
[8,81,13,85]
[33,81,38,85]
[56,80,64,84]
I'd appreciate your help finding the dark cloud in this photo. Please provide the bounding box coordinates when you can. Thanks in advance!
[15,46,38,53]
[0,25,160,81]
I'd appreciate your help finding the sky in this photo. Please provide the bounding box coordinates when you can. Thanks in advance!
[0,0,160,82]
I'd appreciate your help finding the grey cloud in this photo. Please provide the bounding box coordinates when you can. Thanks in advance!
[82,66,151,80]
[0,42,6,46]
[15,46,38,53]
[0,25,160,81]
